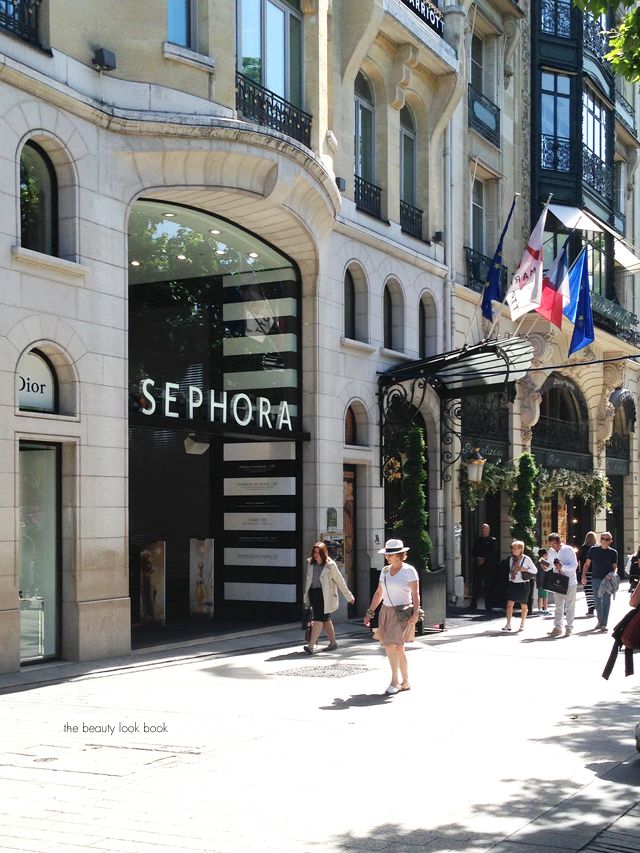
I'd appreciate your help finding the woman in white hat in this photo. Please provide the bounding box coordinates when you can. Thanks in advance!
[363,539,420,695]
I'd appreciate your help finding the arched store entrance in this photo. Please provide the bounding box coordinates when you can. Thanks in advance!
[127,199,304,642]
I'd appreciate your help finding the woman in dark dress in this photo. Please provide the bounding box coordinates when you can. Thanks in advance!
[577,531,597,616]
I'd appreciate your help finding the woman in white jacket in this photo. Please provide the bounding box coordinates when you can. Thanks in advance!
[303,541,354,654]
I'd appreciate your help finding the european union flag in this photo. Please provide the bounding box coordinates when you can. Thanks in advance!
[482,196,517,321]
[568,247,595,356]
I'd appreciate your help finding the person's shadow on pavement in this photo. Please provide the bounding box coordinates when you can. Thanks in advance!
[319,693,394,710]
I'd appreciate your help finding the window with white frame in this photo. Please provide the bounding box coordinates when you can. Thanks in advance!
[400,105,417,206]
[471,34,484,92]
[237,0,303,106]
[583,88,608,161]
[355,72,375,184]
[472,178,485,254]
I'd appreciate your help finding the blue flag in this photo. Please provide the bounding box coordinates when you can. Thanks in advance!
[568,247,595,355]
[563,246,587,323]
[482,195,517,321]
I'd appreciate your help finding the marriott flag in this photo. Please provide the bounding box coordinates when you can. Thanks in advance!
[506,201,550,322]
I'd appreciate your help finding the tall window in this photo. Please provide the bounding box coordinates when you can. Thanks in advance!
[167,0,194,48]
[344,270,356,340]
[471,178,485,254]
[583,89,608,161]
[585,233,606,296]
[354,72,375,184]
[345,406,358,445]
[237,0,303,106]
[400,106,416,206]
[541,72,571,172]
[471,34,483,92]
[20,141,57,256]
[541,0,572,37]
[383,285,393,349]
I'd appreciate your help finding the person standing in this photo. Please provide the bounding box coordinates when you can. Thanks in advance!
[547,532,578,637]
[581,532,618,632]
[502,540,536,632]
[471,523,498,613]
[303,541,355,654]
[577,531,597,616]
[363,539,420,695]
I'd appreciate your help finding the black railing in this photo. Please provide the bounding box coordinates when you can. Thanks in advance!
[606,432,630,460]
[355,174,382,219]
[615,90,637,137]
[614,208,626,235]
[591,291,640,345]
[541,0,572,37]
[464,246,508,298]
[583,13,608,58]
[468,85,500,148]
[532,416,589,453]
[400,199,423,239]
[236,72,312,148]
[0,0,39,45]
[582,146,613,199]
[541,133,571,172]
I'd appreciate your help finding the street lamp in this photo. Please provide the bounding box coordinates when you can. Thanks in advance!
[465,448,486,486]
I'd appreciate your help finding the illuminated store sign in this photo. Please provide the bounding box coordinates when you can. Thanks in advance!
[18,350,56,413]
[400,0,444,38]
[139,378,293,431]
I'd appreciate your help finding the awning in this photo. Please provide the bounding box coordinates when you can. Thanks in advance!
[549,203,640,272]
[379,336,535,399]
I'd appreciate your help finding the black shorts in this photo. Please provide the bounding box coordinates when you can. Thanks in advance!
[309,587,330,622]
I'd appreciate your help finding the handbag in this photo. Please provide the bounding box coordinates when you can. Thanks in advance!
[300,606,314,631]
[383,573,423,623]
[541,570,569,595]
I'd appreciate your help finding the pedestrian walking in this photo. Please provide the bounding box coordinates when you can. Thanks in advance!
[363,539,420,695]
[502,540,536,632]
[628,545,640,595]
[471,523,498,613]
[578,531,597,616]
[536,548,551,616]
[547,533,578,637]
[581,532,618,632]
[303,541,354,654]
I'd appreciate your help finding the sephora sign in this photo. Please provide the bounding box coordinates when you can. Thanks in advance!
[138,378,293,432]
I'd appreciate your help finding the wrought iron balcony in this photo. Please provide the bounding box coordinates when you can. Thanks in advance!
[582,147,613,199]
[606,432,630,460]
[541,0,572,37]
[0,0,39,45]
[615,90,637,137]
[532,416,589,454]
[464,246,508,298]
[400,200,423,239]
[541,134,571,172]
[583,12,608,59]
[591,291,640,346]
[236,72,312,148]
[468,85,500,148]
[355,175,382,219]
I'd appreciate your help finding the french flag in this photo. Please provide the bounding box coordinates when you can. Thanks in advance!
[535,242,570,328]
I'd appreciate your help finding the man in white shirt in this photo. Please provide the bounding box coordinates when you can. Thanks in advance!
[547,532,578,637]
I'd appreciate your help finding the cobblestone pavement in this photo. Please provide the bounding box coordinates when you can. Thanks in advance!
[0,588,639,852]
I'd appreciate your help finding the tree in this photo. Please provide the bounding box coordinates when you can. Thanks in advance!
[576,1,640,81]
[509,452,538,555]
[396,424,432,575]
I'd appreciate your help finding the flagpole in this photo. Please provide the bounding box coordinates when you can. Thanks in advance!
[476,192,520,342]
[490,193,553,340]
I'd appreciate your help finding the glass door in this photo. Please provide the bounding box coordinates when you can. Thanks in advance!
[19,442,60,662]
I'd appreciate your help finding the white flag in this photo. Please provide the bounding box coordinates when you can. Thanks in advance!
[506,202,550,321]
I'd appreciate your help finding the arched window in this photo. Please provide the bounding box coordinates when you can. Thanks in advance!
[345,406,358,445]
[419,293,438,359]
[20,141,57,256]
[383,280,404,352]
[17,348,58,414]
[344,269,356,339]
[383,285,393,349]
[400,106,416,207]
[354,72,374,184]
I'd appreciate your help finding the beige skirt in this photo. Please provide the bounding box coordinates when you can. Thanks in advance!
[374,604,415,647]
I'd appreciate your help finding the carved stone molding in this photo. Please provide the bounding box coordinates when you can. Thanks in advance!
[390,43,419,110]
[518,375,542,431]
[503,18,522,89]
[527,331,554,365]
[603,358,625,392]
[323,129,338,157]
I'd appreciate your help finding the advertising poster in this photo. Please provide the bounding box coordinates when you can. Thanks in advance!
[189,538,214,617]
[140,541,166,624]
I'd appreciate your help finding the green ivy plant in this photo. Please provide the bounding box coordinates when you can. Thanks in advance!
[459,461,517,512]
[537,468,611,513]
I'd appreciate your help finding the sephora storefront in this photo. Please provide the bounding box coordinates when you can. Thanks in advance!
[128,200,304,638]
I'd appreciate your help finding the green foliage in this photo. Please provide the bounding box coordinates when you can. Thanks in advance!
[575,1,640,81]
[537,468,611,513]
[459,461,517,512]
[395,425,432,575]
[509,453,538,554]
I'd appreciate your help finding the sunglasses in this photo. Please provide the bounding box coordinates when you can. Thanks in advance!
[600,536,611,541]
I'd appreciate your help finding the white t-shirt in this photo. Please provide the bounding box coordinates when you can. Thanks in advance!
[380,564,419,606]
[509,554,536,583]
[547,543,578,587]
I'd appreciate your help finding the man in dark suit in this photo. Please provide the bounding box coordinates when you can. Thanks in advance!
[471,523,498,612]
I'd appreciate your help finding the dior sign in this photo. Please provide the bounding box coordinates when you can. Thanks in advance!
[138,378,293,432]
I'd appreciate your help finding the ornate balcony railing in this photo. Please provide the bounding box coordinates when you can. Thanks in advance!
[583,13,608,59]
[355,175,382,219]
[591,291,640,345]
[400,200,423,239]
[464,246,508,298]
[532,416,589,454]
[606,432,630,460]
[615,90,637,137]
[541,0,572,37]
[0,0,39,45]
[541,134,571,172]
[614,208,626,235]
[582,147,613,199]
[468,85,500,148]
[236,72,312,148]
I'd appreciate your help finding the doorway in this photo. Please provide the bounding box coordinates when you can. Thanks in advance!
[343,465,357,613]
[19,442,60,662]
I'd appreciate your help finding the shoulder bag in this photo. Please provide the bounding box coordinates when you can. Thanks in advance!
[541,569,569,595]
[382,572,424,622]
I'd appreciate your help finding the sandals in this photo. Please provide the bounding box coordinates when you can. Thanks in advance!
[400,682,411,691]
[501,625,512,632]
[385,684,400,695]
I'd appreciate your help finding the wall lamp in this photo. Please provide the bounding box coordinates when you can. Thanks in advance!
[184,433,210,455]
[465,448,486,486]
[93,47,117,72]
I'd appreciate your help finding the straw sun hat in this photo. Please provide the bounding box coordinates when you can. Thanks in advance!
[377,538,410,555]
